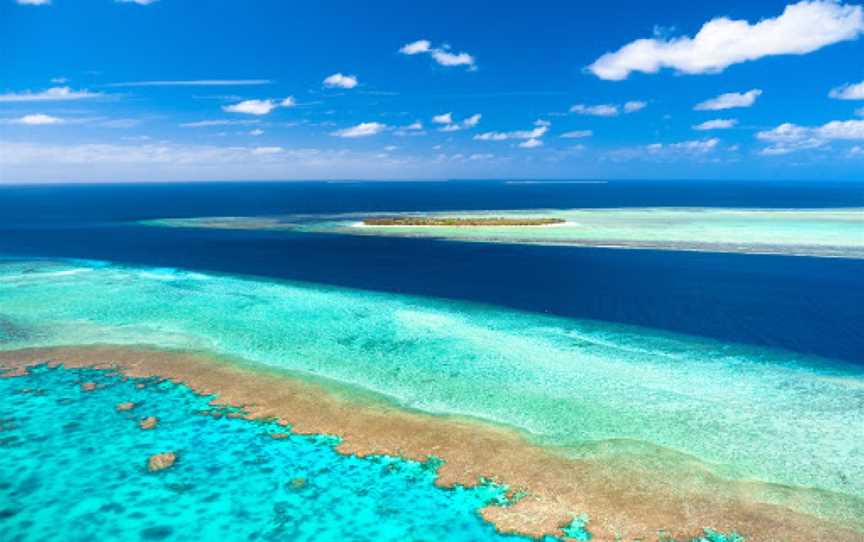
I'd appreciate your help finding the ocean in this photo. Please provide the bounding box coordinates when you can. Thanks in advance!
[0,179,862,541]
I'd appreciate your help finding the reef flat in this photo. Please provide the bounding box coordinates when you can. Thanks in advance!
[362,217,566,226]
[1,259,863,540]
[147,207,864,258]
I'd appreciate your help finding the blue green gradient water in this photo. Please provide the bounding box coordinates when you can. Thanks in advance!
[1,258,862,518]
[0,365,526,542]
[148,207,864,258]
[1,364,751,542]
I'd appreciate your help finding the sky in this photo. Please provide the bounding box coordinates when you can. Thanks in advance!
[1,0,863,182]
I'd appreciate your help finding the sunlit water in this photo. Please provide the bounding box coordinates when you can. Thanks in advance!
[1,259,862,510]
[148,207,864,258]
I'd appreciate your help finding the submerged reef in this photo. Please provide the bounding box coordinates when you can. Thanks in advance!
[362,216,566,226]
[146,207,864,258]
[0,364,754,542]
[0,259,862,540]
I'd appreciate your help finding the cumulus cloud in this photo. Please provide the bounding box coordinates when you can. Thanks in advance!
[829,80,864,100]
[475,120,550,146]
[435,112,481,131]
[463,113,482,127]
[588,1,864,80]
[569,101,646,116]
[393,121,425,136]
[857,107,864,117]
[695,89,762,110]
[399,40,432,55]
[693,118,738,130]
[222,97,295,115]
[8,114,64,125]
[323,73,359,89]
[17,0,51,5]
[399,39,476,69]
[0,86,102,102]
[432,113,453,124]
[330,122,389,138]
[570,104,619,117]
[116,0,159,4]
[249,129,264,136]
[648,138,720,153]
[560,130,593,138]
[757,118,864,154]
[180,119,260,128]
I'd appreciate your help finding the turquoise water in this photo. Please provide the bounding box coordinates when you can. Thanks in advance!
[1,365,745,542]
[0,365,526,542]
[1,259,863,527]
[148,207,864,258]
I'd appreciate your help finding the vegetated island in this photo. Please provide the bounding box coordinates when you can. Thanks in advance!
[362,216,566,226]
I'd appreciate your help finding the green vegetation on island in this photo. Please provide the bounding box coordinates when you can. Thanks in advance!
[362,216,566,226]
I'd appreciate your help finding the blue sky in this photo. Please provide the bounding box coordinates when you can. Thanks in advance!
[1,0,863,182]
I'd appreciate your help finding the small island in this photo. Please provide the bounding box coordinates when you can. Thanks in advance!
[362,216,566,226]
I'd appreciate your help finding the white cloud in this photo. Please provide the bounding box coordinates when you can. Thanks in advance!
[0,86,102,102]
[330,122,389,138]
[394,121,425,136]
[849,145,864,156]
[0,139,443,182]
[399,40,432,55]
[9,114,64,125]
[323,73,359,89]
[695,89,762,110]
[116,0,159,4]
[435,113,482,131]
[432,113,453,124]
[570,104,619,116]
[624,100,647,113]
[180,119,260,128]
[475,121,549,141]
[17,0,51,5]
[519,138,543,148]
[588,1,864,80]
[223,99,277,115]
[431,50,475,67]
[252,146,283,155]
[650,138,720,153]
[829,80,864,100]
[399,39,476,69]
[107,79,271,87]
[249,129,264,136]
[757,119,864,154]
[560,130,593,138]
[222,97,294,115]
[856,107,864,117]
[463,113,482,127]
[693,118,738,130]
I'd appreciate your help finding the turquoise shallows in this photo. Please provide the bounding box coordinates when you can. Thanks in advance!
[0,366,747,542]
[147,207,864,258]
[0,365,526,542]
[0,260,862,521]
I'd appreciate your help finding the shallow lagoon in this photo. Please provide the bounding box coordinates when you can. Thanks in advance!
[147,207,864,258]
[1,259,862,527]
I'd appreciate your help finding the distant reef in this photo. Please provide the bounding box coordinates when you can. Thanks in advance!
[362,216,565,226]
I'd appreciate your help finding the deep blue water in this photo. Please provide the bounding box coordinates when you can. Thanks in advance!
[0,180,862,363]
